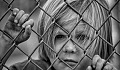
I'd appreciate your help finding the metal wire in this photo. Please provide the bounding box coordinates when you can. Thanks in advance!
[0,0,120,70]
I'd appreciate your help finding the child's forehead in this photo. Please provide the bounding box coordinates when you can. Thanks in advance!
[54,21,87,35]
[54,8,91,33]
[58,10,78,24]
[58,9,91,26]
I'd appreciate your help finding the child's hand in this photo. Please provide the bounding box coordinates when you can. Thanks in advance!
[86,55,117,70]
[3,8,34,44]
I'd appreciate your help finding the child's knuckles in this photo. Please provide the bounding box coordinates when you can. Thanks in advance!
[22,19,33,28]
[29,19,34,27]
[94,55,100,58]
[8,15,15,22]
[13,8,19,11]
[92,55,101,68]
[101,59,105,62]
[8,9,19,22]
[26,19,34,26]
[93,55,100,61]
[96,59,104,70]
[13,8,19,15]
[26,25,31,33]
[19,10,25,14]
[86,66,92,70]
[18,10,25,18]
[19,14,29,25]
[24,25,31,38]
[15,10,25,22]
[104,64,113,70]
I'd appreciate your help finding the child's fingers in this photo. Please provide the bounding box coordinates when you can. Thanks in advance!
[22,19,34,28]
[92,55,117,70]
[22,19,34,39]
[92,55,101,68]
[103,64,113,70]
[96,59,105,70]
[19,14,29,26]
[14,10,25,23]
[103,62,117,70]
[12,8,19,16]
[8,8,19,22]
[92,55,106,70]
[23,25,31,40]
[86,66,92,70]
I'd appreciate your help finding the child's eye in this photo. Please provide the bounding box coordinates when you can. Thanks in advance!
[54,34,67,45]
[55,34,66,40]
[77,34,85,40]
[54,34,67,44]
[76,34,89,41]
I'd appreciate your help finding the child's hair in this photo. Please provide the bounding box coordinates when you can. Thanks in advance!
[37,0,113,63]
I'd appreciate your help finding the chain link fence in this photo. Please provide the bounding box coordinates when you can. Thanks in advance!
[0,0,120,70]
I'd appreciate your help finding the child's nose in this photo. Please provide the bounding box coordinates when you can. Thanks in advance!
[63,40,77,53]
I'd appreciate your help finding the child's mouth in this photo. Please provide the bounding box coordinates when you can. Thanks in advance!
[63,59,78,67]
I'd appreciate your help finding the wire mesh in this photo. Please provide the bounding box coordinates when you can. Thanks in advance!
[0,0,120,70]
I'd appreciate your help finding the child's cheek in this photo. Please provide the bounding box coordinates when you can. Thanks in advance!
[54,42,65,53]
[75,57,91,70]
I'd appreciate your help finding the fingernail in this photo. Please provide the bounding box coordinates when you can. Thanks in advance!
[27,25,31,28]
[14,20,18,23]
[93,65,95,68]
[26,25,31,30]
[22,25,25,28]
[88,66,92,70]
[14,12,16,15]
[17,24,20,27]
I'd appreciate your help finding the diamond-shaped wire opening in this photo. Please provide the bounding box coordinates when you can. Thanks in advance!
[21,59,43,70]
[0,0,120,70]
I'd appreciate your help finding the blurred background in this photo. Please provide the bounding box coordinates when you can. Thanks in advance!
[0,0,120,70]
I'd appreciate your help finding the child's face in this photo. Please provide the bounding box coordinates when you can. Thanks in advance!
[49,12,92,70]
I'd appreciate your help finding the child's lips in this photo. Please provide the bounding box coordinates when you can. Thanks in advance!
[64,59,78,63]
[63,59,78,67]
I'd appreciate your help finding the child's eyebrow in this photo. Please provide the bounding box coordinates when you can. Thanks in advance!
[60,17,78,26]
[75,23,87,32]
[56,29,67,35]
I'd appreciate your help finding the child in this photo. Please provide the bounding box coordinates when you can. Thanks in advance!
[0,0,118,70]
